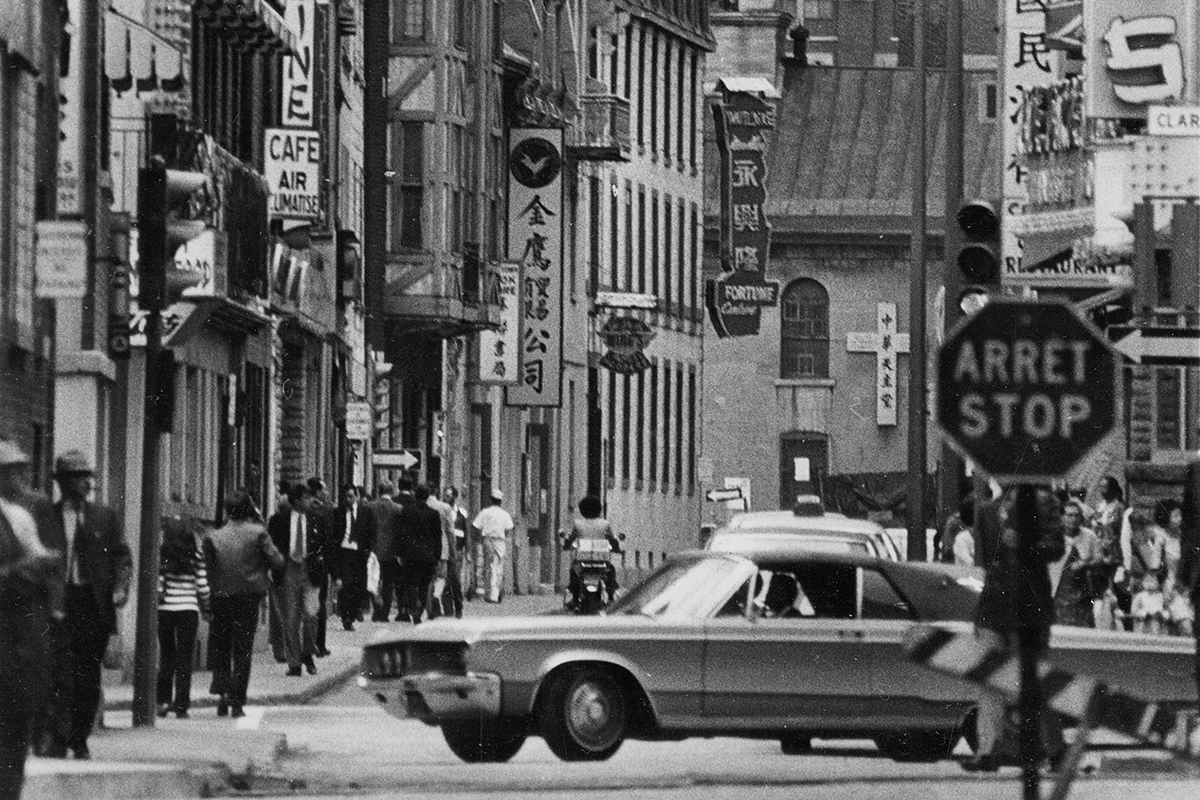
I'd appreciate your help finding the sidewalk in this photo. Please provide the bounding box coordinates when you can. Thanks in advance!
[24,593,562,799]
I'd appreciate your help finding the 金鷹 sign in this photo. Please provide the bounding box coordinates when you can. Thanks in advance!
[936,300,1118,482]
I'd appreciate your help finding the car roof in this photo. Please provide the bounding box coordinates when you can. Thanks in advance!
[722,510,888,536]
[707,532,873,556]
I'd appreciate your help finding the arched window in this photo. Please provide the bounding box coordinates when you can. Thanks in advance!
[780,278,829,379]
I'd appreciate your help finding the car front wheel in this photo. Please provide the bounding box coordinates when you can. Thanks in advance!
[442,717,528,763]
[538,667,628,761]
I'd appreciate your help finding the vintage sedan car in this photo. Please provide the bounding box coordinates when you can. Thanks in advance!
[706,497,902,560]
[359,550,1196,764]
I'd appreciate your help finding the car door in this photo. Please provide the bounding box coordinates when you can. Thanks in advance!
[702,562,876,729]
[859,565,974,729]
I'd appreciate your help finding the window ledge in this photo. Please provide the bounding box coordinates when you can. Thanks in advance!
[774,378,836,388]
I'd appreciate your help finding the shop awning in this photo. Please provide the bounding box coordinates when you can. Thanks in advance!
[194,0,296,55]
[105,9,186,97]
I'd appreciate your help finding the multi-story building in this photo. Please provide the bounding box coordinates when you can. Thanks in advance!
[0,2,64,491]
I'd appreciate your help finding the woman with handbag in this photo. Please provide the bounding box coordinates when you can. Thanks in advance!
[203,491,283,718]
[156,515,210,718]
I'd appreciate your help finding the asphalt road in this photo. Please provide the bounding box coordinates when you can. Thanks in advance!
[225,674,1198,800]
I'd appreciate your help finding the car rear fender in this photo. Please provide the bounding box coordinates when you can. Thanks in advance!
[528,649,660,724]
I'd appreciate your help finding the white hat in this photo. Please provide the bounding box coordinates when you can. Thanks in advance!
[491,489,504,501]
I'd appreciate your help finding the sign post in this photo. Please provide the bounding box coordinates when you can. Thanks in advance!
[937,299,1118,798]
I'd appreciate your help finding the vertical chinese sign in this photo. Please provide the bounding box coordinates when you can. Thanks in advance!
[478,260,521,383]
[1001,0,1055,278]
[505,129,564,407]
[706,84,780,337]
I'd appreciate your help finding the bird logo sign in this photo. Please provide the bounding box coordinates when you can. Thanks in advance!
[509,137,562,189]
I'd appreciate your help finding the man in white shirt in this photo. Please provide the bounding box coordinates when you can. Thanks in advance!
[334,484,368,631]
[472,490,515,604]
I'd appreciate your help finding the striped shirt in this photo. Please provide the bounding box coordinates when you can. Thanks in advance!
[158,545,211,614]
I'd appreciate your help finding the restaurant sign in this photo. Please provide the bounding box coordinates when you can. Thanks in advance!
[598,316,655,375]
[707,82,780,338]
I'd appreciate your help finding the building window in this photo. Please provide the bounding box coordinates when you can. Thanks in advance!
[804,0,836,21]
[624,181,633,292]
[690,203,699,314]
[662,39,671,162]
[609,176,619,292]
[649,358,658,485]
[588,175,601,293]
[396,0,427,41]
[622,375,631,481]
[979,82,998,122]
[689,51,699,170]
[588,26,601,80]
[663,195,673,313]
[661,361,672,487]
[636,27,645,146]
[650,192,659,298]
[636,370,645,484]
[781,278,830,378]
[607,370,617,481]
[447,123,466,253]
[676,43,686,170]
[452,0,468,47]
[674,365,684,488]
[623,23,633,99]
[609,33,619,93]
[636,186,645,292]
[687,367,696,492]
[649,32,658,155]
[678,202,687,317]
[1156,367,1185,450]
[391,121,425,251]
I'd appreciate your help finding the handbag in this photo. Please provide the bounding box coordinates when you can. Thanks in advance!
[366,551,381,600]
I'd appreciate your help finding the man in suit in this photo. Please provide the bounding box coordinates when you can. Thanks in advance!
[41,450,131,760]
[268,483,326,676]
[396,483,444,624]
[332,483,369,631]
[361,480,404,621]
[306,477,333,657]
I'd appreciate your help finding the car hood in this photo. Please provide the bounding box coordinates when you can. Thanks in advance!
[365,614,684,647]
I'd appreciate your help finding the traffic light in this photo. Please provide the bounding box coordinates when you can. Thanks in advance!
[1131,201,1157,315]
[137,156,209,313]
[955,199,1001,310]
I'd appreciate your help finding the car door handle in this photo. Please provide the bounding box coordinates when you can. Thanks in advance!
[838,629,865,640]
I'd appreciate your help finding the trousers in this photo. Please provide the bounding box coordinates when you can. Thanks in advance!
[208,593,261,706]
[156,609,199,711]
[280,562,317,668]
[483,538,507,603]
[51,586,112,752]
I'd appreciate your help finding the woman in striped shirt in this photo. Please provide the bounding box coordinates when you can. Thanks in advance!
[157,516,211,718]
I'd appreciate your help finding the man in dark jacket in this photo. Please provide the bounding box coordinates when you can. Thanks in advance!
[332,483,369,631]
[267,483,328,676]
[361,480,405,621]
[964,486,1065,772]
[41,450,131,760]
[395,484,443,624]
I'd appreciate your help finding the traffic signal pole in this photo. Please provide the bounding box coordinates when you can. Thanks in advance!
[132,159,167,727]
[906,0,928,561]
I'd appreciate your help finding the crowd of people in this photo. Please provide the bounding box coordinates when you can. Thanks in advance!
[938,474,1196,636]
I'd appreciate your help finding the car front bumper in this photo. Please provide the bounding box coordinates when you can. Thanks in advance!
[360,671,502,723]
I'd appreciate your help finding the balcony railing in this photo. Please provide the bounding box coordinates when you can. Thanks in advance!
[571,94,631,162]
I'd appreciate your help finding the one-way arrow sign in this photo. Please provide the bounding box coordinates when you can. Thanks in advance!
[1108,326,1200,367]
[705,487,744,503]
[373,448,422,471]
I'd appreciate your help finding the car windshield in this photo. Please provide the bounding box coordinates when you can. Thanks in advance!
[609,555,755,620]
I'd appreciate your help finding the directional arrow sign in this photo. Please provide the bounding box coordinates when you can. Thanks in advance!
[1108,326,1200,367]
[705,487,744,503]
[373,448,422,471]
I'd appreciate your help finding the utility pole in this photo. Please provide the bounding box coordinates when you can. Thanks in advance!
[363,0,388,350]
[906,0,928,561]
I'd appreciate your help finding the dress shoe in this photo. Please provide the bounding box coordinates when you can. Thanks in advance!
[156,703,171,718]
[316,646,331,658]
[175,709,189,719]
[71,744,91,761]
[342,621,355,632]
[286,666,303,677]
[216,696,229,717]
[961,753,1000,773]
[303,657,317,675]
[231,705,245,719]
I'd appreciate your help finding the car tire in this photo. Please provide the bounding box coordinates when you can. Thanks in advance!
[538,667,628,761]
[780,734,812,755]
[442,717,528,763]
[874,729,957,762]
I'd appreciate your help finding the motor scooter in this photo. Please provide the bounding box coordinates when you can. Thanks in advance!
[560,531,625,614]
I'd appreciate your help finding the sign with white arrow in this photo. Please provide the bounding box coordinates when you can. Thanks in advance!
[706,487,744,503]
[373,448,422,471]
[1108,326,1200,367]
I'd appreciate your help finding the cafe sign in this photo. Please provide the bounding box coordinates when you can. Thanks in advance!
[707,81,780,338]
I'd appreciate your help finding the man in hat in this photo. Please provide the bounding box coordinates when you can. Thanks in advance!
[41,450,130,760]
[0,440,60,795]
[472,490,514,604]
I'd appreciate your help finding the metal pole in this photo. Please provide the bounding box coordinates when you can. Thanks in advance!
[132,299,164,728]
[1016,483,1041,800]
[362,0,388,350]
[907,0,928,561]
[937,0,965,550]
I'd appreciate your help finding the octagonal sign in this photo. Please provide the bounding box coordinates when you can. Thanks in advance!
[936,299,1119,483]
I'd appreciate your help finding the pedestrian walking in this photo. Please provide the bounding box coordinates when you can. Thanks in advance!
[424,485,458,619]
[204,491,284,718]
[268,483,326,676]
[396,484,443,623]
[1160,500,1194,635]
[1092,475,1126,627]
[441,486,468,615]
[1052,500,1101,627]
[306,477,333,656]
[156,515,210,718]
[473,490,514,604]
[0,440,59,797]
[962,487,1065,773]
[333,484,369,631]
[40,450,131,760]
[362,480,402,621]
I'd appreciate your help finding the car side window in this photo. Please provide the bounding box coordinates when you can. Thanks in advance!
[790,564,857,620]
[861,568,914,620]
[715,578,753,617]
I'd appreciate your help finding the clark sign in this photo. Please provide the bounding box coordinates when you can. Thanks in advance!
[936,300,1117,482]
[265,127,321,220]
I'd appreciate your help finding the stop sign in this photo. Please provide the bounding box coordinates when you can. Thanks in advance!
[936,299,1118,482]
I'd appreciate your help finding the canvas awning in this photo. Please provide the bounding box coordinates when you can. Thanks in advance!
[105,9,186,97]
[194,0,296,55]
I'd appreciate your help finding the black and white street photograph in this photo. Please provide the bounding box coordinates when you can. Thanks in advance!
[1,1,1199,799]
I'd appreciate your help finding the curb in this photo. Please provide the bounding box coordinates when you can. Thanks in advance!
[23,760,225,800]
[103,662,360,712]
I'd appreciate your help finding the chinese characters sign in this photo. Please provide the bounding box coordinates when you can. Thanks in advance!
[846,303,910,427]
[1001,0,1056,279]
[478,260,521,384]
[505,129,564,407]
[706,84,780,337]
[1087,0,1192,120]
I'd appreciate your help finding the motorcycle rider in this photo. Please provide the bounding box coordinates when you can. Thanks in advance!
[562,496,621,610]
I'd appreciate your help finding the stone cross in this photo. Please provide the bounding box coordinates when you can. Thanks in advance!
[846,302,910,426]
